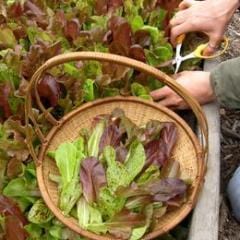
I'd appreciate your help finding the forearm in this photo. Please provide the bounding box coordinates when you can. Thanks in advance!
[210,57,240,109]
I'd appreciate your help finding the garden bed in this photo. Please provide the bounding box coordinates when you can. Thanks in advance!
[0,1,232,240]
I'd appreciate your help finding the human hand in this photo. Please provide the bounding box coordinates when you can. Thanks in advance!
[150,71,216,109]
[170,0,239,55]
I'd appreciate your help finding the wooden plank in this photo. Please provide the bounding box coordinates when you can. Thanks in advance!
[188,60,220,240]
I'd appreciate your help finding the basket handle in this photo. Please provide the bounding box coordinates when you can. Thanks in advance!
[25,52,208,177]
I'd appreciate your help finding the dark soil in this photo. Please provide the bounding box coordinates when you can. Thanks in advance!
[219,109,240,240]
[218,11,240,240]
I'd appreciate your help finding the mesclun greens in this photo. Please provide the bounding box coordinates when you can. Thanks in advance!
[0,0,198,239]
[50,108,189,239]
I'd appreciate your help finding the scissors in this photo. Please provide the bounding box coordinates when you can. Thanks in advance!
[158,34,229,74]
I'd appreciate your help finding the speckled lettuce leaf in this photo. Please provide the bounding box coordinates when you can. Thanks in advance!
[98,186,125,219]
[103,146,130,192]
[28,199,53,224]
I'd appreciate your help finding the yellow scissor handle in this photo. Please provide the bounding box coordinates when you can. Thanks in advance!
[176,34,186,45]
[194,36,229,59]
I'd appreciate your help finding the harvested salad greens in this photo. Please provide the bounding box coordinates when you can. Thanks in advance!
[0,0,198,239]
[49,108,189,239]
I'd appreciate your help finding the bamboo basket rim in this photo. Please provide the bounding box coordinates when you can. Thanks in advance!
[24,51,208,239]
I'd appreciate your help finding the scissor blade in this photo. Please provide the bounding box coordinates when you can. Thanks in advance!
[157,59,177,68]
[174,60,182,74]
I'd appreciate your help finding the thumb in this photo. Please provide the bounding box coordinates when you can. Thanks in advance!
[203,36,222,56]
[179,0,195,10]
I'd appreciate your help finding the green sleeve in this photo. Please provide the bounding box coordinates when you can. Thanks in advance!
[210,57,240,109]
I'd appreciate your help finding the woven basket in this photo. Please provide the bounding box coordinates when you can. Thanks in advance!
[25,52,208,240]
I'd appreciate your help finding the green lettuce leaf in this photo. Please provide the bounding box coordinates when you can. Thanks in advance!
[64,63,81,78]
[125,140,146,182]
[25,223,43,239]
[131,82,148,96]
[147,76,164,91]
[55,142,78,184]
[146,45,173,66]
[77,197,90,229]
[103,146,130,192]
[130,15,144,32]
[49,225,63,239]
[8,96,23,115]
[141,26,161,45]
[0,27,17,48]
[28,199,54,224]
[87,120,105,157]
[98,187,125,219]
[136,165,160,185]
[90,15,108,30]
[0,63,21,88]
[102,87,120,97]
[0,157,7,192]
[73,136,86,159]
[77,197,107,234]
[55,141,84,214]
[27,26,53,44]
[148,8,167,29]
[59,179,82,215]
[75,0,94,18]
[130,204,153,240]
[83,78,95,102]
[3,177,40,199]
[83,61,102,79]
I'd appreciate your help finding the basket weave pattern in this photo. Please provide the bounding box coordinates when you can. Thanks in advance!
[25,52,208,240]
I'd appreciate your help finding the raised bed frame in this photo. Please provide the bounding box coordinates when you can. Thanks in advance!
[188,60,221,240]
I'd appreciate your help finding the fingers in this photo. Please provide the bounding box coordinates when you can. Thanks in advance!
[158,98,176,108]
[150,86,170,101]
[150,87,178,108]
[170,11,186,27]
[203,35,223,56]
[179,0,195,10]
[157,95,188,109]
[170,22,192,46]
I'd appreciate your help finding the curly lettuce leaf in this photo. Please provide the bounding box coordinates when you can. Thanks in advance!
[130,82,152,100]
[0,63,21,88]
[148,8,167,29]
[28,199,53,224]
[103,146,130,192]
[146,45,173,66]
[3,177,40,199]
[102,87,120,97]
[83,78,95,102]
[59,180,82,216]
[98,187,125,219]
[25,223,43,239]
